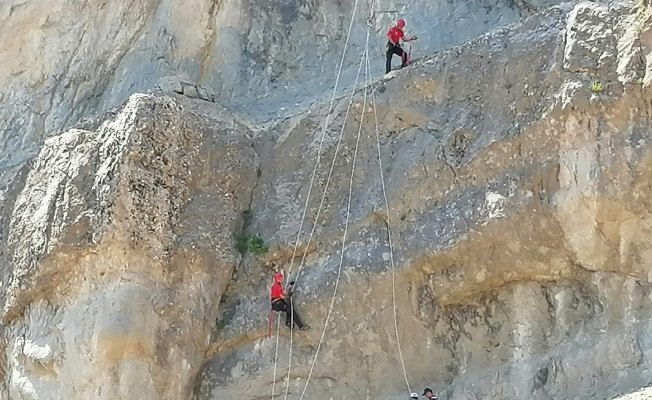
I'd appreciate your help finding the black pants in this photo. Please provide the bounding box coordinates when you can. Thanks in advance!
[271,299,305,329]
[386,42,407,73]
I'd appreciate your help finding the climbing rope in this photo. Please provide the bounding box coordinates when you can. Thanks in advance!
[365,47,412,395]
[270,0,481,396]
[298,29,372,400]
[277,0,362,398]
[351,3,413,394]
[284,33,370,400]
[285,0,362,280]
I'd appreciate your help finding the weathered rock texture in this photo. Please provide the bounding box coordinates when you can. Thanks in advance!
[0,0,561,172]
[3,0,652,399]
[1,94,258,399]
[196,2,652,400]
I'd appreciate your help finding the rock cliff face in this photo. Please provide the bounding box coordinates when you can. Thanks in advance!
[0,95,258,399]
[196,2,652,399]
[0,0,561,171]
[2,0,652,399]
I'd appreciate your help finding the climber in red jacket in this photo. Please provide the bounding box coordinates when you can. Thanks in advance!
[386,19,417,74]
[270,273,309,330]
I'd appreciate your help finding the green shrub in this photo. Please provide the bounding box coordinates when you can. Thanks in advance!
[248,234,269,255]
[234,232,269,256]
[590,81,604,93]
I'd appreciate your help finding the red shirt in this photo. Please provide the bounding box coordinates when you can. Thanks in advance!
[271,283,285,300]
[388,26,404,44]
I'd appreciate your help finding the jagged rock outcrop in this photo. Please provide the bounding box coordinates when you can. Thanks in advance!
[2,0,652,399]
[0,94,258,399]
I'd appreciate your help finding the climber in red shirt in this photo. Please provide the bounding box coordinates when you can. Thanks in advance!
[270,273,309,330]
[386,19,417,74]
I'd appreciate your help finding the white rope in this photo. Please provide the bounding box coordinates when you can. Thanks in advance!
[266,0,490,397]
[284,35,369,400]
[282,1,362,398]
[299,32,371,400]
[271,315,281,400]
[285,0,362,279]
[366,43,412,395]
[273,0,482,396]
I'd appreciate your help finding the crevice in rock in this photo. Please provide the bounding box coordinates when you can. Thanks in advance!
[233,138,263,275]
[199,0,223,83]
[441,145,460,187]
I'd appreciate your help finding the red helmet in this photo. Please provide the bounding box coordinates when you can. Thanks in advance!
[273,273,284,283]
[397,19,406,28]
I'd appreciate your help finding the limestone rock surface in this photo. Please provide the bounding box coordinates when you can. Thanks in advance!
[1,94,258,400]
[0,0,561,172]
[197,2,652,400]
[2,0,652,399]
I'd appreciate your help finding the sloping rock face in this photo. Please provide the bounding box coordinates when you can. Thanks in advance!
[0,0,561,173]
[195,2,652,400]
[3,1,652,400]
[0,94,258,399]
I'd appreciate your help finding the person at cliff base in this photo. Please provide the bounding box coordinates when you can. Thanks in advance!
[386,18,417,74]
[270,272,310,330]
[422,388,437,399]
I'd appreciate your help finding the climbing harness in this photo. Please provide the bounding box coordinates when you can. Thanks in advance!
[269,272,284,338]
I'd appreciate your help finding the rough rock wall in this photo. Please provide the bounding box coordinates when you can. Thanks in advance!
[195,1,652,399]
[0,94,257,400]
[3,0,652,400]
[0,0,560,173]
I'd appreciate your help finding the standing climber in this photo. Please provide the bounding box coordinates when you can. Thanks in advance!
[270,273,310,330]
[386,19,417,74]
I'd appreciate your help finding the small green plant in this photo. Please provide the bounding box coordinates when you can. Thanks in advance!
[248,234,269,255]
[638,77,645,85]
[590,81,604,93]
[234,232,269,256]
